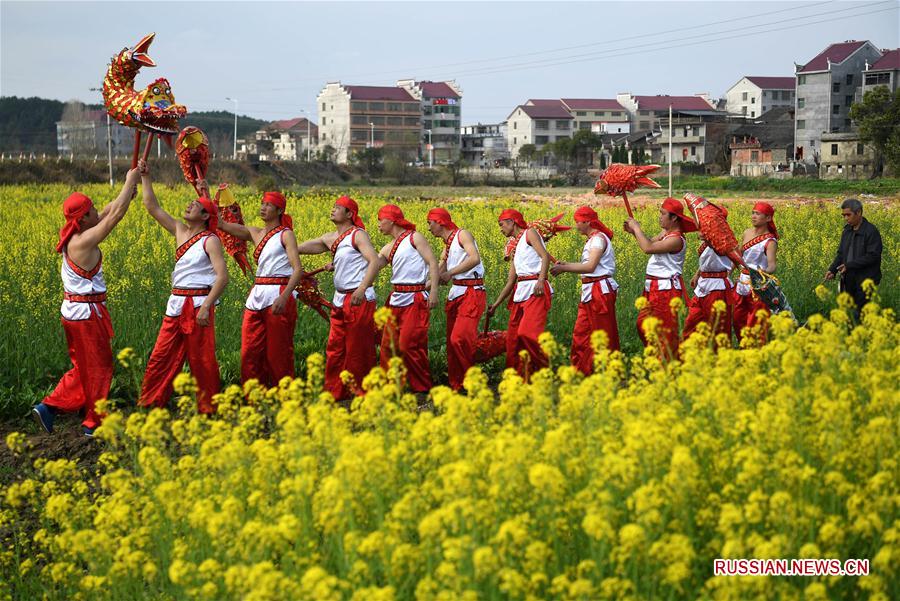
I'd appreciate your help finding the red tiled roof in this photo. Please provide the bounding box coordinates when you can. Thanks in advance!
[633,95,716,111]
[267,117,318,133]
[416,81,460,99]
[744,76,795,89]
[561,98,624,110]
[519,104,573,119]
[345,85,416,101]
[798,41,868,73]
[870,48,900,71]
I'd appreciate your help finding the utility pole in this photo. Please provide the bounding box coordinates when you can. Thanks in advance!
[668,104,673,197]
[226,97,238,160]
[90,86,114,186]
[425,129,433,168]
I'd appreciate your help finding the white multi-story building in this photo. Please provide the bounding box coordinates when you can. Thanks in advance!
[615,93,718,132]
[725,76,795,119]
[397,80,462,164]
[559,98,630,133]
[861,48,900,96]
[461,123,508,166]
[317,82,421,163]
[506,100,573,158]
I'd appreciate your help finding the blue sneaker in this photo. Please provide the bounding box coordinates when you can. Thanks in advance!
[32,403,55,434]
[82,426,95,438]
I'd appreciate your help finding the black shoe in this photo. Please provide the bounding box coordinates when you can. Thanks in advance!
[32,403,55,434]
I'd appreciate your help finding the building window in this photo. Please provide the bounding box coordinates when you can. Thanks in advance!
[579,122,591,130]
[576,111,586,116]
[321,117,326,125]
[322,102,326,111]
[797,120,805,129]
[387,102,401,112]
[535,135,549,144]
[369,102,384,111]
[833,105,840,115]
[513,137,516,144]
[351,101,366,111]
[844,118,852,127]
[798,75,806,85]
[535,120,549,130]
[845,95,853,107]
[832,82,840,93]
[639,110,649,116]
[846,74,853,85]
[351,115,367,125]
[750,97,756,104]
[594,111,604,117]
[387,116,402,126]
[750,150,759,162]
[742,92,748,101]
[690,146,696,155]
[638,121,649,130]
[831,144,838,155]
[611,111,621,116]
[751,111,755,118]
[865,72,891,85]
[742,106,747,115]
[556,120,570,129]
[857,143,864,155]
[797,98,805,108]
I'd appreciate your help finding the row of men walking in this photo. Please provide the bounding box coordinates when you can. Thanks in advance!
[33,161,882,436]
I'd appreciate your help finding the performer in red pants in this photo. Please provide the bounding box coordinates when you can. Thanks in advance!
[298,196,380,401]
[426,207,486,390]
[733,202,778,344]
[683,227,734,343]
[374,205,439,393]
[139,180,228,413]
[218,191,304,387]
[624,197,697,360]
[488,209,553,379]
[551,206,620,374]
[33,163,144,437]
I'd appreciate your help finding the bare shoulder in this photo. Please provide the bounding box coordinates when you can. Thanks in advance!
[458,228,475,243]
[741,227,755,242]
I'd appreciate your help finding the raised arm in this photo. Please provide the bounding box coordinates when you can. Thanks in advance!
[551,237,604,275]
[351,230,385,305]
[297,234,331,255]
[78,166,142,248]
[217,218,254,242]
[625,219,681,254]
[272,230,305,315]
[195,236,229,327]
[142,169,179,235]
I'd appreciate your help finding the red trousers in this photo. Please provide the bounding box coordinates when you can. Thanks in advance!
[637,284,684,360]
[43,307,113,429]
[506,283,551,378]
[571,287,619,375]
[325,297,376,401]
[381,293,432,393]
[241,295,297,387]
[683,288,733,341]
[733,292,769,344]
[140,303,219,413]
[445,287,486,390]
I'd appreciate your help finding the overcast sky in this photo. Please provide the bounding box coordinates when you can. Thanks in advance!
[2,1,897,124]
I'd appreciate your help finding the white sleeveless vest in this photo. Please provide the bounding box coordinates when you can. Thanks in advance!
[644,232,685,291]
[580,232,618,302]
[513,230,553,302]
[166,233,218,317]
[736,235,776,297]
[446,230,485,301]
[60,251,107,320]
[388,232,429,307]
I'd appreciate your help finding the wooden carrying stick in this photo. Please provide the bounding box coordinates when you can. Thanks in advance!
[621,191,635,219]
[130,131,142,169]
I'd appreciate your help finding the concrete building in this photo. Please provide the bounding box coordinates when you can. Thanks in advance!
[729,107,795,176]
[861,48,900,96]
[506,100,573,158]
[56,110,131,157]
[657,107,730,168]
[794,40,883,165]
[616,93,718,131]
[317,82,421,163]
[461,123,508,166]
[236,117,318,162]
[559,99,630,133]
[398,80,462,164]
[819,132,876,179]
[725,76,795,118]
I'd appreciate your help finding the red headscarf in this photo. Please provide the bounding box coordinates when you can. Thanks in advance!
[263,191,293,229]
[753,201,779,238]
[336,195,365,229]
[427,207,457,230]
[498,208,527,229]
[377,204,416,230]
[56,192,94,253]
[661,197,698,233]
[573,206,614,240]
[197,196,219,232]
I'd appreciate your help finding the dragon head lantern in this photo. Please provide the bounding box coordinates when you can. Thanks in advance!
[103,33,186,136]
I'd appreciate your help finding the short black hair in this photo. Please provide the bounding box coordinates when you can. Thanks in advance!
[841,198,863,213]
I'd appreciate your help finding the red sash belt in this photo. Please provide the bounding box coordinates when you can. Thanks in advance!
[517,274,539,282]
[453,277,484,287]
[255,276,290,286]
[172,287,211,297]
[581,275,611,284]
[64,291,107,303]
[699,271,729,279]
[393,283,428,293]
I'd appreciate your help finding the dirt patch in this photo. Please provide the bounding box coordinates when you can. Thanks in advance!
[0,415,102,487]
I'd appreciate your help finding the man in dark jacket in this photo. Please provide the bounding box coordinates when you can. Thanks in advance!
[824,198,883,314]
